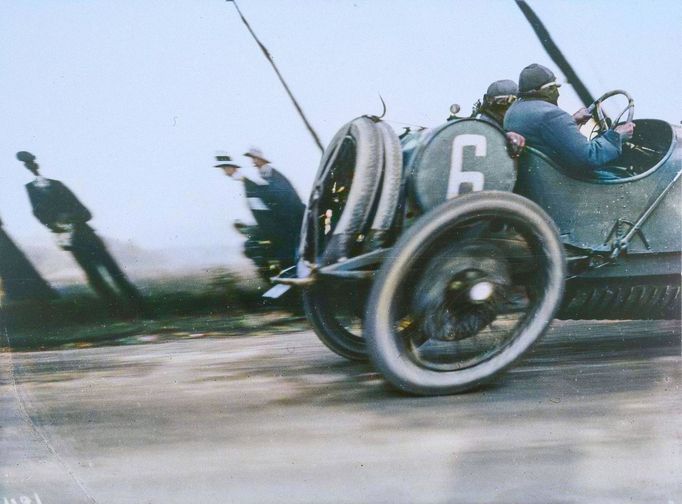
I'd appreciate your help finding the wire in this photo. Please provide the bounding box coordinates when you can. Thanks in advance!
[227,0,324,154]
[382,118,427,129]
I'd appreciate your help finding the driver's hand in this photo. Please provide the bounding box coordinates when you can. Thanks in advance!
[614,122,635,140]
[572,107,592,126]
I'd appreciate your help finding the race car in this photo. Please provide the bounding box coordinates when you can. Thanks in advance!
[275,90,681,395]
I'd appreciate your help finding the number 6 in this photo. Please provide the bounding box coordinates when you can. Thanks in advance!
[447,134,486,198]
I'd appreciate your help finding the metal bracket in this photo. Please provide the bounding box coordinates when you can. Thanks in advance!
[605,166,682,259]
[317,248,389,280]
[604,218,651,260]
[270,264,316,287]
[270,249,389,286]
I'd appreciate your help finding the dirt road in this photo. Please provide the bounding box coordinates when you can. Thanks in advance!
[2,320,680,503]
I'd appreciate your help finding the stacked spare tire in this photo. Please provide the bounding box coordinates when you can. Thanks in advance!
[299,116,403,361]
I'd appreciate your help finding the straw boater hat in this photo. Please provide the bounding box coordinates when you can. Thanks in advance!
[243,147,270,164]
[213,152,240,169]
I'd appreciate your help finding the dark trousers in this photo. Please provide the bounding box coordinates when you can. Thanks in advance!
[70,226,142,306]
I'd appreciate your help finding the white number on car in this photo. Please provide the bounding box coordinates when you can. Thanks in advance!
[447,134,486,198]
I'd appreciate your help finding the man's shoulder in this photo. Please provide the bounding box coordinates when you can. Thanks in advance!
[27,178,62,185]
[267,167,294,187]
[506,100,570,128]
[510,99,560,115]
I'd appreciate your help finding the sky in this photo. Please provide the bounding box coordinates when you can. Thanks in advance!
[1,0,681,270]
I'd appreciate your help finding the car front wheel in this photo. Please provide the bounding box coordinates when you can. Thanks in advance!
[365,191,566,395]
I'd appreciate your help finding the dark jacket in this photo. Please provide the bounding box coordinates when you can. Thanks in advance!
[25,179,92,231]
[261,167,305,232]
[242,169,305,262]
[504,99,622,171]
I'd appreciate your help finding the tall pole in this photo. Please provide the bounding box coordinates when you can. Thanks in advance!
[515,0,595,106]
[228,0,325,154]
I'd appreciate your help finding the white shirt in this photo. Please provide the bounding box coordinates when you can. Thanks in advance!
[33,176,51,188]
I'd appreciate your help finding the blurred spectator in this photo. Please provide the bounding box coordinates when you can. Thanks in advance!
[17,151,143,308]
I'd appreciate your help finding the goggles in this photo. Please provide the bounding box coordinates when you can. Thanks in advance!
[539,81,562,90]
[486,94,517,106]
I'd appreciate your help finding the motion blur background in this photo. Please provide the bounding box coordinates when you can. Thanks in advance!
[2,0,680,286]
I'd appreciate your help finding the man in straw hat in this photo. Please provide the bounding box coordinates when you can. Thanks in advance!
[243,148,305,264]
[214,150,304,276]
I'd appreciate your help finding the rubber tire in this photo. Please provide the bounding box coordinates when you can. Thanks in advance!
[302,284,367,361]
[300,117,384,360]
[320,116,383,264]
[365,191,566,395]
[300,119,397,360]
[367,120,403,247]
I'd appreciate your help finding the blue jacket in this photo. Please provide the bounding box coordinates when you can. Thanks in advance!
[504,99,623,172]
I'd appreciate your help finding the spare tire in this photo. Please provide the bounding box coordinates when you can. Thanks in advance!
[367,120,403,249]
[306,117,383,265]
[300,116,385,361]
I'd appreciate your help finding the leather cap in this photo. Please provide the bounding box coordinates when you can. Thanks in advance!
[486,79,518,98]
[518,64,557,92]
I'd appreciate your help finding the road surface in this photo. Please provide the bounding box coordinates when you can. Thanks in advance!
[2,320,680,503]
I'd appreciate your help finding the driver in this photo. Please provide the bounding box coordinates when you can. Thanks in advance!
[504,63,635,175]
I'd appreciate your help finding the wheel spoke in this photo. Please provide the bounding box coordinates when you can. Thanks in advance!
[396,315,432,349]
[365,191,566,395]
[392,218,552,372]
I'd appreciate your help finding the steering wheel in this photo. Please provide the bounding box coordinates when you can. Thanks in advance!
[585,90,638,178]
[586,89,635,136]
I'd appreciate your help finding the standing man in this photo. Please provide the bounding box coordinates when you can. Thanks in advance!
[17,151,142,307]
[243,148,305,265]
[504,63,635,175]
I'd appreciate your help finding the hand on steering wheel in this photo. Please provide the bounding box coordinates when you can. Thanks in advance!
[586,89,635,137]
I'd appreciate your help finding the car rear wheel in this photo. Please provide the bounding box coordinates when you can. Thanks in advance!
[302,280,368,361]
[365,191,566,395]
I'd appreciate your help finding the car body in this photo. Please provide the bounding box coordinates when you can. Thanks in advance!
[277,98,681,395]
